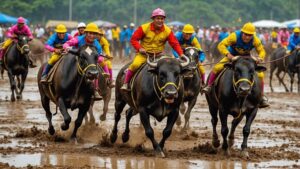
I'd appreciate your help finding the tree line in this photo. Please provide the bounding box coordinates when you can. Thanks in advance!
[1,0,299,27]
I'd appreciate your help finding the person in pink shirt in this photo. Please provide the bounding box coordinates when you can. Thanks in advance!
[0,17,34,66]
[277,27,290,48]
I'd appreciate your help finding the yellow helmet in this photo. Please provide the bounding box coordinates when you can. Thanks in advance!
[55,24,67,33]
[182,24,195,34]
[241,22,256,35]
[293,27,300,33]
[84,23,99,33]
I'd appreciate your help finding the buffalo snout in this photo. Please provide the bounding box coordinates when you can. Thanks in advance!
[86,69,99,80]
[162,88,178,104]
[238,83,251,96]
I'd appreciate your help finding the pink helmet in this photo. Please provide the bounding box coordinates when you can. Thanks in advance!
[17,17,25,24]
[151,8,166,18]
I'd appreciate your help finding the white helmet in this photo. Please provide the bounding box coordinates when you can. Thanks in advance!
[130,23,135,27]
[77,22,86,28]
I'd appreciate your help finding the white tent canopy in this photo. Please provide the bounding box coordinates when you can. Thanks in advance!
[282,19,300,28]
[252,20,286,28]
[93,20,117,28]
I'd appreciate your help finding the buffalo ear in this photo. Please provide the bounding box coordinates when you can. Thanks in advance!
[255,65,267,72]
[224,63,233,69]
[68,49,79,56]
[147,67,157,74]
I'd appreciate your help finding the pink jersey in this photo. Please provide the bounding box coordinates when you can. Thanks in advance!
[6,25,33,39]
[277,30,290,45]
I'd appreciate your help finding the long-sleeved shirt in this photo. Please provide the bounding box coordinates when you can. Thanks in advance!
[126,28,135,41]
[63,35,102,54]
[277,30,290,45]
[287,34,300,51]
[98,36,111,56]
[45,33,72,52]
[119,29,127,42]
[6,25,33,39]
[219,32,229,41]
[218,30,266,59]
[130,22,183,55]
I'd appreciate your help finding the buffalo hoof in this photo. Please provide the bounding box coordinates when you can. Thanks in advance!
[100,114,106,121]
[176,116,182,126]
[122,132,129,143]
[16,94,22,100]
[228,138,235,148]
[61,123,69,131]
[110,132,117,143]
[212,139,220,148]
[90,117,95,124]
[222,149,231,156]
[155,147,165,158]
[70,136,78,144]
[48,126,55,135]
[241,150,249,159]
[11,96,15,102]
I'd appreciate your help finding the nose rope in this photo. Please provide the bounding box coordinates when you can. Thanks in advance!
[153,76,182,101]
[233,77,254,87]
[77,62,97,76]
[158,82,178,91]
[17,44,29,54]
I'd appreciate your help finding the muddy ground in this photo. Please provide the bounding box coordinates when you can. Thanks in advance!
[0,60,299,169]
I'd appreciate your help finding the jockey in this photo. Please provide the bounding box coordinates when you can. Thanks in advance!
[172,24,206,85]
[96,29,115,87]
[286,27,300,55]
[120,8,184,91]
[202,22,269,108]
[277,27,290,48]
[63,23,109,78]
[0,17,34,67]
[41,24,72,82]
[74,22,86,37]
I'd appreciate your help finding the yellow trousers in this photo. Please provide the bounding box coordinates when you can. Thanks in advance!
[212,57,264,79]
[105,59,112,69]
[198,63,205,75]
[48,52,62,65]
[129,53,147,72]
[2,39,13,49]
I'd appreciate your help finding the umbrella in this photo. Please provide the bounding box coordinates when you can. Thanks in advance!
[93,20,117,28]
[166,21,185,27]
[45,20,78,29]
[0,13,28,24]
[252,20,286,28]
[282,19,300,28]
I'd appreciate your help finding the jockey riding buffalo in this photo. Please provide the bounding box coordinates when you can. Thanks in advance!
[270,47,300,93]
[37,44,99,140]
[176,47,202,130]
[110,54,190,157]
[2,35,31,101]
[205,56,266,158]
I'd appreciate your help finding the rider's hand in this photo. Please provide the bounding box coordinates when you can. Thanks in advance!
[227,53,234,60]
[296,46,300,49]
[257,57,264,64]
[54,48,61,54]
[139,48,146,54]
[106,55,113,60]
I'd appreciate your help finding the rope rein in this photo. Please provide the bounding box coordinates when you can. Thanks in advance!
[202,53,291,66]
